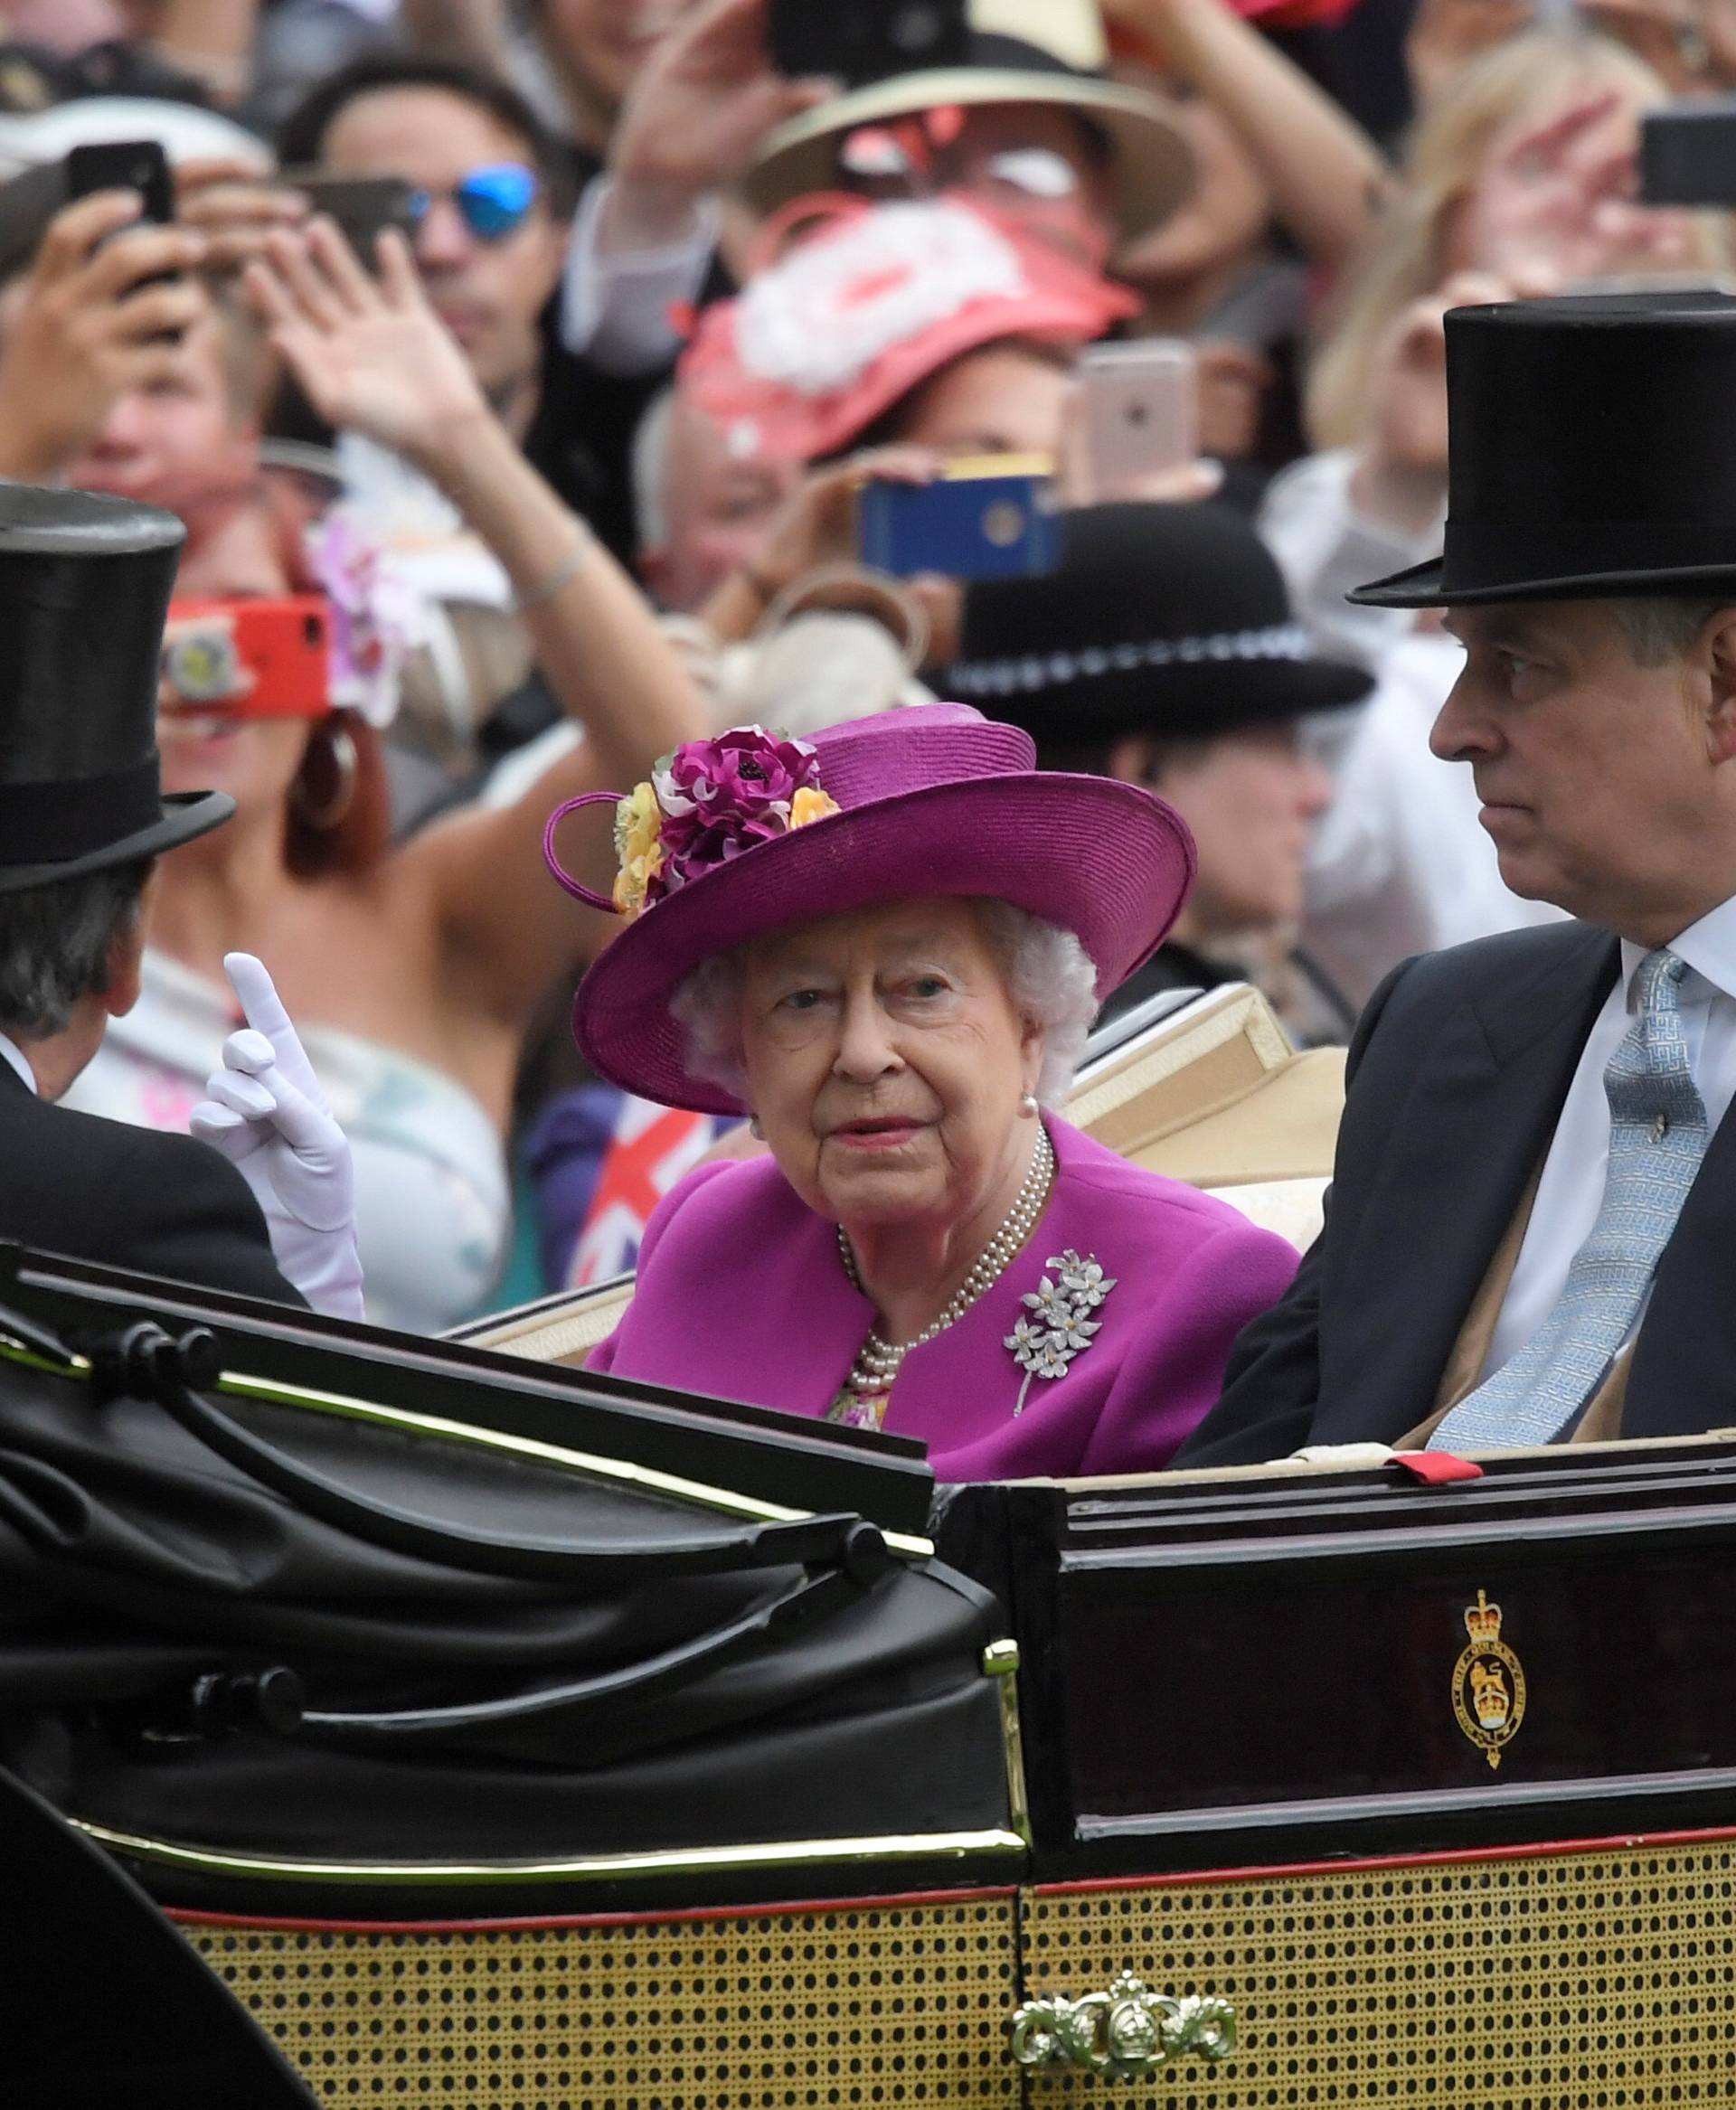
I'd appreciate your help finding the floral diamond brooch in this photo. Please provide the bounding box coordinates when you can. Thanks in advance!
[1005,1250,1117,1416]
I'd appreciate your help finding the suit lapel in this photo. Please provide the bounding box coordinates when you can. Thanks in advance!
[1316,927,1618,1443]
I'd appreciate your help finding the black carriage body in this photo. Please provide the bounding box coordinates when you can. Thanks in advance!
[8,1244,1736,2104]
[0,1243,1021,1923]
[939,1451,1736,1880]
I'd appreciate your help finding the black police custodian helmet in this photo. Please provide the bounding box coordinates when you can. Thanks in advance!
[1354,292,1736,608]
[0,485,232,893]
[948,501,1372,746]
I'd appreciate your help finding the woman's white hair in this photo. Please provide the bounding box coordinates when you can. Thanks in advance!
[669,900,1099,1109]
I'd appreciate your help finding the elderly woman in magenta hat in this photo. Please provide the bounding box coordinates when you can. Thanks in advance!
[548,702,1298,1479]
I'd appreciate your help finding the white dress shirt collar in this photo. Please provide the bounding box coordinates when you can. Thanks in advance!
[1618,891,1736,1011]
[0,1030,37,1095]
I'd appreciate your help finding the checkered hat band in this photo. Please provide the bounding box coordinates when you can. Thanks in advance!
[950,622,1314,698]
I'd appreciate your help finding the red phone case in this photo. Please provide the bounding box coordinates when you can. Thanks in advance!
[163,598,331,718]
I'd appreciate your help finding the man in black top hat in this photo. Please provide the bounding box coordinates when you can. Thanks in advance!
[1178,293,1736,1466]
[0,484,304,1306]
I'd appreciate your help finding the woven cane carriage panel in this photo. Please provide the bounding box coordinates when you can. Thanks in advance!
[1021,1842,1736,2105]
[183,1894,1020,2108]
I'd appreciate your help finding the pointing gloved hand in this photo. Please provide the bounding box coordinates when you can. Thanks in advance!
[190,953,365,1322]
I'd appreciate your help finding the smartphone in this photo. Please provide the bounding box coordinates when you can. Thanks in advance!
[65,138,180,328]
[65,138,175,227]
[163,598,330,719]
[279,172,419,269]
[1641,99,1736,207]
[1076,340,1198,504]
[769,0,969,88]
[857,456,1061,580]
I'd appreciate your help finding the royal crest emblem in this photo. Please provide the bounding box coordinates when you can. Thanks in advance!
[1451,1589,1526,1769]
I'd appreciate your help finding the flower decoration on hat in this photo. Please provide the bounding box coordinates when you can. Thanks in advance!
[550,724,843,918]
[680,194,1137,463]
[735,199,1027,399]
[304,507,428,730]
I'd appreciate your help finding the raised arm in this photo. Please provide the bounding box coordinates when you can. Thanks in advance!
[0,193,210,484]
[144,0,259,104]
[246,221,712,1020]
[396,0,514,76]
[1106,0,1391,275]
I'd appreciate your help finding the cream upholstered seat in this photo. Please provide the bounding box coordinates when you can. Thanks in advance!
[459,1276,638,1365]
[456,984,1343,1367]
[1069,983,1342,1253]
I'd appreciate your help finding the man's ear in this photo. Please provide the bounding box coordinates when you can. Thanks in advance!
[102,909,148,1021]
[1704,607,1736,765]
[532,217,567,303]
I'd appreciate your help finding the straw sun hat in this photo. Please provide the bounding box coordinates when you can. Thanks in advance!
[741,0,1195,246]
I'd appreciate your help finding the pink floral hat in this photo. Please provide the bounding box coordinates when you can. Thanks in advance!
[547,703,1195,1116]
[677,193,1137,465]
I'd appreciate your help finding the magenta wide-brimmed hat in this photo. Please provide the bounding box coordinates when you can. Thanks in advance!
[548,703,1195,1116]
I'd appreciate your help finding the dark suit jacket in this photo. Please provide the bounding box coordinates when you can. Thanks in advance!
[0,1060,304,1308]
[1173,918,1736,1466]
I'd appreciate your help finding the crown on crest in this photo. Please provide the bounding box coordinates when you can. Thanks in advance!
[1463,1590,1502,1645]
[1468,1659,1511,1727]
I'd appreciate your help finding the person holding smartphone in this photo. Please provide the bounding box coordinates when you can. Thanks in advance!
[0,188,211,486]
[58,219,712,1334]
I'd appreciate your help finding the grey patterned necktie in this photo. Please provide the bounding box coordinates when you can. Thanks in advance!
[1429,947,1710,1452]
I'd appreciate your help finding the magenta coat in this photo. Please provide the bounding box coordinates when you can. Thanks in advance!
[589,1116,1298,1480]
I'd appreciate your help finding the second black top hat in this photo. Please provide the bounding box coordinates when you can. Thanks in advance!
[1354,291,1736,609]
[0,484,233,893]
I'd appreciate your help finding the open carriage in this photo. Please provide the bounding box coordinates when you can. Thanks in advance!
[5,990,1733,2105]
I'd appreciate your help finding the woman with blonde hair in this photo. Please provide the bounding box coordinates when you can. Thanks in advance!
[1265,24,1712,669]
[1304,27,1701,461]
[1259,28,1717,1009]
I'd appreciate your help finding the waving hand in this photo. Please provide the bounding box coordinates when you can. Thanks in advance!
[245,220,487,458]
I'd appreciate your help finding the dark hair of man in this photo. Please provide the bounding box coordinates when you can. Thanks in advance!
[277,54,581,221]
[0,857,153,1041]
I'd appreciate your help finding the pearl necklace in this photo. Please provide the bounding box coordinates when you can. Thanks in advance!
[836,1122,1055,1413]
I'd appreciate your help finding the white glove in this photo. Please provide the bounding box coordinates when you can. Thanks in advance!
[190,953,366,1322]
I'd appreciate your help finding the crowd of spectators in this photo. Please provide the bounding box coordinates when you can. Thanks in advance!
[0,0,1722,1330]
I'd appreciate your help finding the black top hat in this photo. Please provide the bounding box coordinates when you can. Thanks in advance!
[948,501,1372,746]
[1354,292,1736,608]
[0,485,232,895]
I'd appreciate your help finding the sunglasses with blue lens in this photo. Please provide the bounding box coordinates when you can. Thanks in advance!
[408,163,540,242]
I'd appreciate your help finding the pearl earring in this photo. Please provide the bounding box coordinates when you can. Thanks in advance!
[749,1116,765,1139]
[1019,1092,1039,1117]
